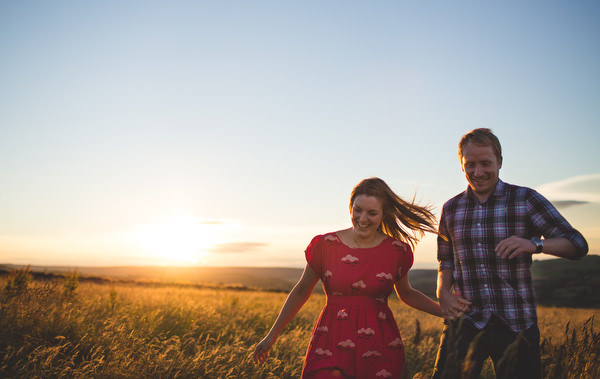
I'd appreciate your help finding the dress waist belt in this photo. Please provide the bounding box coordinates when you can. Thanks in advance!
[326,295,388,306]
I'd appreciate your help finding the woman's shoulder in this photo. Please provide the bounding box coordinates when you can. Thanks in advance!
[386,238,414,275]
[387,237,413,255]
[307,231,343,248]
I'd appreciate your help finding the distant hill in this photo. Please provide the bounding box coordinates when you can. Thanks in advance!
[2,254,599,308]
[410,255,600,308]
[531,254,600,308]
[0,264,304,292]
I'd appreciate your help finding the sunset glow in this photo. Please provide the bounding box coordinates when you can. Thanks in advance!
[129,216,223,265]
[0,2,598,268]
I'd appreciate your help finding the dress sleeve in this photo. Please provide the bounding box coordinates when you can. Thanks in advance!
[305,234,325,277]
[392,240,414,279]
[400,244,414,279]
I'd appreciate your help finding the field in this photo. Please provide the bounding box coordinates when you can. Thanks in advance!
[1,269,599,378]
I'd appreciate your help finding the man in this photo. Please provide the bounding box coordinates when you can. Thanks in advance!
[433,128,588,379]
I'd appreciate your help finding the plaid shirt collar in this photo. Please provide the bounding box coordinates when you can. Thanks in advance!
[463,179,506,203]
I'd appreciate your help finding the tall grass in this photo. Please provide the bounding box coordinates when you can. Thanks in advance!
[0,271,598,378]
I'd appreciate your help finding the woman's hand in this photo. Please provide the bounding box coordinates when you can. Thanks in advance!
[437,268,472,320]
[253,335,274,365]
[438,289,471,320]
[252,264,319,365]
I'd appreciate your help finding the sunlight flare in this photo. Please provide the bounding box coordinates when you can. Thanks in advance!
[128,215,227,265]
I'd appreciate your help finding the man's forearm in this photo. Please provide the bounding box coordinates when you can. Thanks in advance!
[539,237,581,260]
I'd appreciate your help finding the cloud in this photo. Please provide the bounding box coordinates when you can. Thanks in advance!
[376,369,393,378]
[362,350,382,359]
[315,348,333,358]
[341,254,359,264]
[358,328,375,338]
[207,242,267,254]
[376,272,394,281]
[316,326,329,335]
[337,339,356,349]
[337,309,349,319]
[549,200,590,209]
[536,174,600,208]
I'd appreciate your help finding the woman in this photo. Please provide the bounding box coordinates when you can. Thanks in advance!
[253,178,442,378]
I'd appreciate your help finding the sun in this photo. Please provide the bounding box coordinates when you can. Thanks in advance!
[129,215,222,265]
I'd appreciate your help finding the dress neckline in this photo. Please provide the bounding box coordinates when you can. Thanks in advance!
[334,232,389,250]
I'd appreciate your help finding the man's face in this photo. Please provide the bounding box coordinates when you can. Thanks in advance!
[461,142,502,202]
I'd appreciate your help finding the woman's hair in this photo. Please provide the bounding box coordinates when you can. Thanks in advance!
[458,128,502,162]
[349,177,437,249]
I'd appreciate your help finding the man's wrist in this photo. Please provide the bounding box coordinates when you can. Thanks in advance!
[531,237,543,254]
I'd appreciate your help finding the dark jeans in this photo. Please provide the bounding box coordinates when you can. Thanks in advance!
[432,316,541,379]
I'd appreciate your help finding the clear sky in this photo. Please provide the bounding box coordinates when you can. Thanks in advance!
[1,1,599,269]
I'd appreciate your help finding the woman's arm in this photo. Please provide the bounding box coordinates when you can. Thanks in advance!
[253,264,320,364]
[436,268,471,320]
[395,273,443,317]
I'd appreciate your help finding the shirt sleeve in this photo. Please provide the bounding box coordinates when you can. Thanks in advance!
[305,234,325,277]
[437,205,455,271]
[527,189,589,258]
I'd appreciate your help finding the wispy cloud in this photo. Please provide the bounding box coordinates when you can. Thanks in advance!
[207,242,267,254]
[537,174,600,208]
[549,200,590,209]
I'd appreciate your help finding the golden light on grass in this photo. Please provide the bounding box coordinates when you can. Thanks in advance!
[1,275,598,378]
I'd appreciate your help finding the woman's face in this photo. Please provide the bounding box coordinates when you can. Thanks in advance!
[351,194,384,239]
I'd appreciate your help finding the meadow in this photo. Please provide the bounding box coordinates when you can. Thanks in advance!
[1,268,599,378]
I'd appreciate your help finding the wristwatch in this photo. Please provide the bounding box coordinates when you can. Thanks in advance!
[531,237,543,254]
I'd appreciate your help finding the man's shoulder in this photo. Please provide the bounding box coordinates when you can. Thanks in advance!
[442,190,468,207]
[498,181,542,199]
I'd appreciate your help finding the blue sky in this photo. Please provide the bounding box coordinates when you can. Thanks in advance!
[1,1,598,268]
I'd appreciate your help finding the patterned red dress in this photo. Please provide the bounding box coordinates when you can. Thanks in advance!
[302,232,414,378]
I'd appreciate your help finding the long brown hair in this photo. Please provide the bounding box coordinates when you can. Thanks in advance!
[349,177,437,249]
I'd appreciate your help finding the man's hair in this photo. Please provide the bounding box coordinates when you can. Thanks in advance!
[458,128,502,162]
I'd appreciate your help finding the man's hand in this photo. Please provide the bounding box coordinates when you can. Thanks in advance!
[496,236,537,259]
[438,289,472,320]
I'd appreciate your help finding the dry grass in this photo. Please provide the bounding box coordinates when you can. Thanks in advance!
[0,270,598,378]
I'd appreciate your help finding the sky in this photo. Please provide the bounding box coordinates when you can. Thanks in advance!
[1,1,599,269]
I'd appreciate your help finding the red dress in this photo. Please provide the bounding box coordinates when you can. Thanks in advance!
[302,232,414,378]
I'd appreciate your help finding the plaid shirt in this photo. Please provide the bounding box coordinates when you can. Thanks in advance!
[438,180,588,332]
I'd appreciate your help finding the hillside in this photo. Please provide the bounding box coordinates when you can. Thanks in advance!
[531,254,600,308]
[2,254,599,307]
